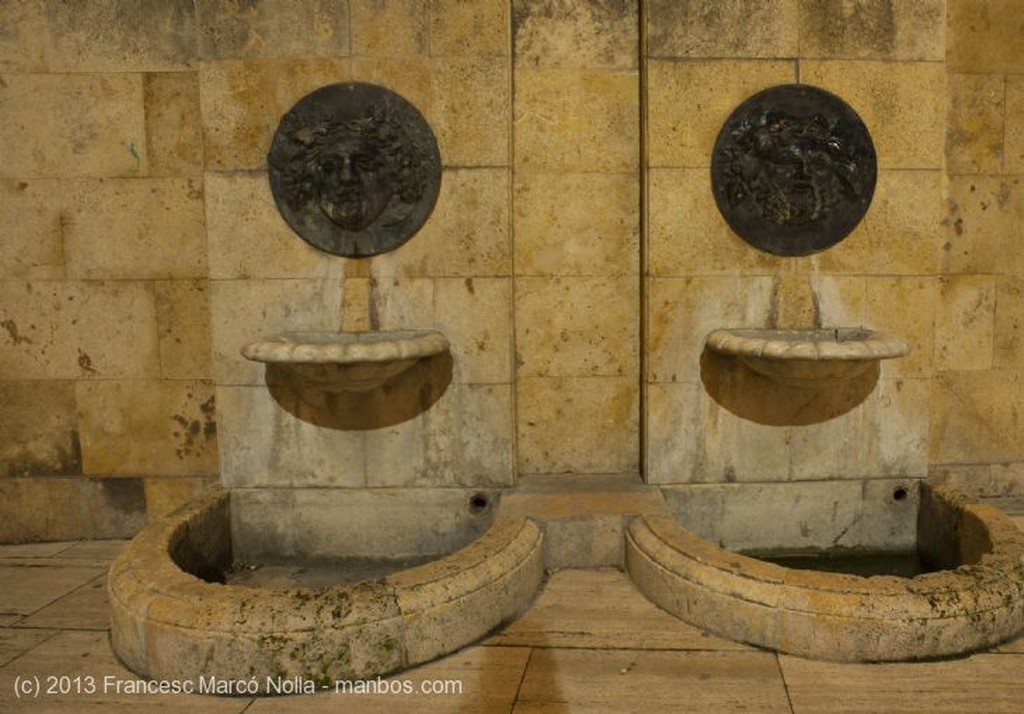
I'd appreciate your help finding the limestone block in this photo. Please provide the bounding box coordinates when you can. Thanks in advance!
[516,376,638,475]
[199,57,352,171]
[513,172,639,277]
[995,276,1024,370]
[215,385,366,489]
[935,275,996,371]
[647,59,795,168]
[430,0,509,57]
[645,381,703,484]
[812,170,942,275]
[0,0,47,71]
[513,0,637,69]
[1007,76,1024,174]
[155,280,212,380]
[196,0,349,59]
[43,0,196,72]
[515,276,638,378]
[143,476,217,518]
[947,73,1006,175]
[948,0,1024,73]
[350,0,429,58]
[143,73,203,176]
[861,378,931,478]
[647,0,797,58]
[647,168,787,275]
[209,278,342,385]
[63,178,206,280]
[205,172,341,279]
[370,277,435,330]
[0,73,146,178]
[434,277,512,384]
[0,476,146,543]
[0,281,160,380]
[365,383,514,487]
[0,180,65,280]
[801,61,945,170]
[943,175,1024,275]
[647,275,774,383]
[230,487,498,561]
[797,0,944,61]
[865,276,937,378]
[372,168,511,278]
[514,68,638,172]
[931,370,1024,463]
[807,274,867,326]
[0,380,81,477]
[76,380,217,476]
[431,56,509,167]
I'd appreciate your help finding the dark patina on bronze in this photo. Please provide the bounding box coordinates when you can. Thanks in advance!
[268,82,442,257]
[711,84,876,256]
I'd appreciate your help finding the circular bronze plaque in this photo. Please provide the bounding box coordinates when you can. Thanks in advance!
[710,84,876,256]
[268,82,442,257]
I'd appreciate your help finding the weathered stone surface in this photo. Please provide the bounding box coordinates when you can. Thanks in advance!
[0,380,81,477]
[0,73,146,178]
[798,0,944,61]
[647,0,797,58]
[76,380,217,476]
[0,281,160,380]
[0,179,65,280]
[63,178,207,280]
[516,376,638,475]
[947,73,1006,174]
[515,276,638,378]
[948,0,1024,73]
[931,370,1024,463]
[943,175,1024,275]
[43,0,197,72]
[196,0,349,59]
[935,275,996,371]
[144,72,203,176]
[430,0,509,57]
[350,0,428,57]
[514,68,638,172]
[513,0,637,69]
[514,172,639,277]
[155,280,213,380]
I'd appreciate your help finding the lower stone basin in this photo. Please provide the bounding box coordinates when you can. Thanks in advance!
[108,487,543,692]
[625,482,1024,662]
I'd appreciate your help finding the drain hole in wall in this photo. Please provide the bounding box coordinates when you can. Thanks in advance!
[469,493,490,515]
[892,486,909,502]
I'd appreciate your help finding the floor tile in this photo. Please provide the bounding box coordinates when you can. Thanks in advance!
[486,569,749,651]
[0,629,56,667]
[781,652,1024,713]
[0,631,249,712]
[16,574,110,630]
[0,542,76,559]
[0,565,105,616]
[245,646,532,713]
[58,540,129,562]
[513,649,792,713]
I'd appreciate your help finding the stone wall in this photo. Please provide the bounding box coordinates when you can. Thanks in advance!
[0,1,1022,541]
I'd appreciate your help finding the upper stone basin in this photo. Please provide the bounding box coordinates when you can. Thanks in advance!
[705,327,910,387]
[241,330,449,392]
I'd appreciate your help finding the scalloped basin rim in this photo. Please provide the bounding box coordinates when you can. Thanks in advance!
[240,329,450,365]
[625,482,1024,662]
[705,327,910,361]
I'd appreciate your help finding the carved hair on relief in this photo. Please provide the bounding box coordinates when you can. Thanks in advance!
[710,84,876,257]
[268,82,442,258]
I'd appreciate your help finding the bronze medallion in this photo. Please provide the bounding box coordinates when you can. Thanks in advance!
[710,84,876,256]
[268,82,442,257]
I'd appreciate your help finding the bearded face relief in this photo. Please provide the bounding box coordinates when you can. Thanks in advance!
[268,83,442,257]
[711,85,876,257]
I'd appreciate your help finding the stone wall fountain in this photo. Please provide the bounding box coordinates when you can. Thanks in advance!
[108,82,543,690]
